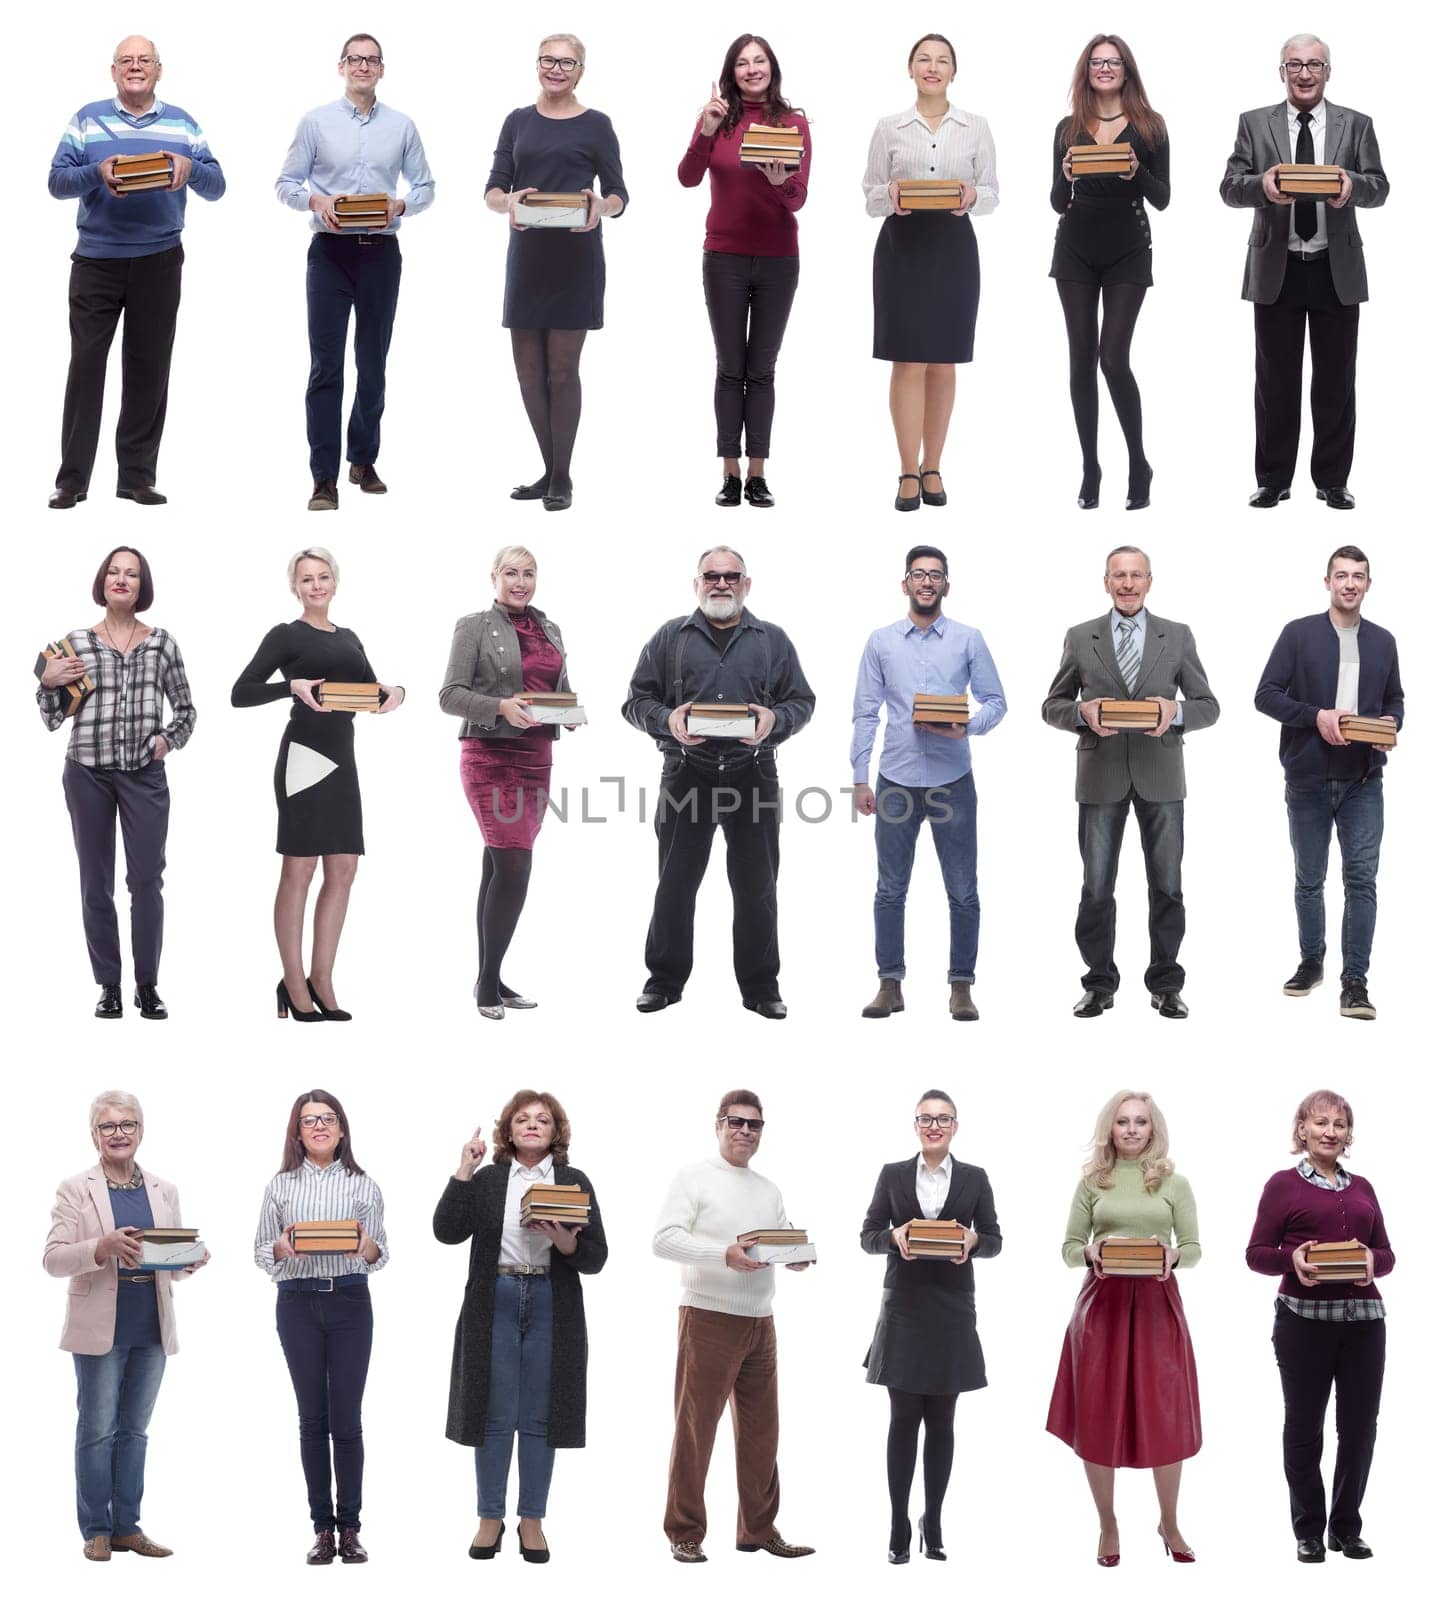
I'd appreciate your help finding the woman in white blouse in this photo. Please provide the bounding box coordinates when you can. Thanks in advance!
[862,35,998,511]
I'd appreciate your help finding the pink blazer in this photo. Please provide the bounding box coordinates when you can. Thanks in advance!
[44,1166,183,1355]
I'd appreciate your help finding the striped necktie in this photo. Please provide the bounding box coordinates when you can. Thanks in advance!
[1115,619,1140,692]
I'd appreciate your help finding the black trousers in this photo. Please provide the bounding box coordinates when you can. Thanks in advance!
[63,761,169,986]
[1075,791,1185,995]
[57,246,184,494]
[644,758,781,1003]
[701,252,800,459]
[1272,1306,1385,1541]
[1253,253,1360,491]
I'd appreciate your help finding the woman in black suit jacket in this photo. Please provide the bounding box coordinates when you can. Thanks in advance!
[860,1089,1001,1563]
[433,1089,607,1564]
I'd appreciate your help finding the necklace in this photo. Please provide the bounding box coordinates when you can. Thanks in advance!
[100,610,140,656]
[1095,112,1125,122]
[105,1166,144,1190]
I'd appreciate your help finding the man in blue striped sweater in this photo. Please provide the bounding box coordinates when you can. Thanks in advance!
[47,37,225,509]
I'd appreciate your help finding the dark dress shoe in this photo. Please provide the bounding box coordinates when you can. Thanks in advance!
[1327,1533,1372,1558]
[1316,485,1355,510]
[744,476,774,508]
[1126,463,1153,510]
[1150,991,1189,1019]
[1073,989,1114,1018]
[862,978,904,1018]
[1283,958,1324,996]
[116,485,167,505]
[919,468,947,506]
[307,979,352,1020]
[743,998,788,1020]
[1295,1537,1325,1563]
[1339,982,1376,1020]
[1249,486,1291,508]
[888,1519,911,1563]
[134,984,168,1020]
[737,1531,814,1558]
[338,1528,367,1563]
[519,1529,551,1564]
[469,1522,504,1559]
[1078,465,1101,509]
[715,473,742,507]
[308,478,338,511]
[636,991,680,1013]
[348,463,387,493]
[918,1515,945,1559]
[49,488,87,509]
[95,984,123,1019]
[306,1531,336,1565]
[949,981,978,1021]
[895,473,921,511]
[510,476,549,500]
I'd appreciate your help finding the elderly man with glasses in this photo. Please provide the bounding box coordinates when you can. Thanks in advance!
[622,547,815,1018]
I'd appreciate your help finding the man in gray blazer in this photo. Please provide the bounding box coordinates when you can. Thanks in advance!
[1042,547,1219,1019]
[1220,34,1388,510]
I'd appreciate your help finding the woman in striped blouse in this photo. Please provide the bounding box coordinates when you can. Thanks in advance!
[254,1090,388,1566]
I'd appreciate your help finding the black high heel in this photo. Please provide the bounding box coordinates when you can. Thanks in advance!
[1078,465,1101,510]
[895,473,921,512]
[919,1514,946,1560]
[888,1519,912,1564]
[306,979,352,1021]
[919,468,948,506]
[1126,462,1153,510]
[276,978,324,1022]
[519,1526,551,1564]
[469,1522,504,1560]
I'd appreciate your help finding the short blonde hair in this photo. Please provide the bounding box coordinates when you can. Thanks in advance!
[288,546,339,597]
[492,544,538,577]
[90,1090,143,1127]
[1082,1089,1173,1193]
[539,32,585,63]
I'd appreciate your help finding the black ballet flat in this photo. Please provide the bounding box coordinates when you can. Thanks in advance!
[510,477,548,501]
[1126,463,1153,511]
[543,477,573,511]
[715,474,742,507]
[743,476,775,508]
[919,468,947,506]
[307,978,352,1021]
[895,473,921,512]
[1078,466,1101,510]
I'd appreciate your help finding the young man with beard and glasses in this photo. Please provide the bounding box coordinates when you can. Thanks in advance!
[47,37,226,510]
[622,547,815,1019]
[851,545,1007,1021]
[277,34,435,511]
[1220,34,1388,511]
[1041,546,1219,1021]
[653,1091,814,1565]
[1255,546,1402,1021]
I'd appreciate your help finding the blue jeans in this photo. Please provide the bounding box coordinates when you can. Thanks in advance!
[1286,775,1383,982]
[73,1344,166,1537]
[873,773,979,983]
[1076,793,1185,994]
[475,1275,555,1518]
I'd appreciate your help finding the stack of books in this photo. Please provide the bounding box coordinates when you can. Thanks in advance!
[293,1219,361,1255]
[1069,143,1133,177]
[318,681,381,713]
[739,125,804,168]
[139,1227,206,1269]
[1338,715,1396,749]
[334,193,390,231]
[521,690,588,726]
[907,1218,969,1258]
[686,703,757,738]
[738,1227,816,1264]
[1276,164,1344,197]
[913,692,970,725]
[898,178,964,210]
[41,639,94,716]
[112,152,173,192]
[1099,1236,1166,1275]
[520,1183,592,1225]
[1098,698,1161,730]
[1305,1239,1369,1281]
[514,192,590,227]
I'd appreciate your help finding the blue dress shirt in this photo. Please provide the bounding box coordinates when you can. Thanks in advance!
[276,98,435,232]
[851,614,1007,787]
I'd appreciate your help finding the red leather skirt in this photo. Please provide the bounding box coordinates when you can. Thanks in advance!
[1045,1271,1202,1467]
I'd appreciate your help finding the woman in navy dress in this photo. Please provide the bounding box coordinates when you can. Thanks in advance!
[485,34,628,512]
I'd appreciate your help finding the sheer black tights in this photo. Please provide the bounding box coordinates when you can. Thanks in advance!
[886,1389,958,1540]
[510,328,588,494]
[475,846,533,1006]
[1056,280,1149,483]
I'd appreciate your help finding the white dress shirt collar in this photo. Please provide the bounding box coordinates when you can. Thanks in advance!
[916,1151,953,1184]
[510,1153,555,1185]
[897,103,970,130]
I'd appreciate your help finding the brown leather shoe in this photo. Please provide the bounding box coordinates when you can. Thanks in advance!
[306,1530,336,1565]
[862,978,904,1018]
[83,1535,111,1561]
[737,1530,815,1558]
[348,463,387,493]
[949,981,979,1021]
[670,1539,707,1563]
[308,478,338,511]
[111,1531,172,1557]
[338,1527,368,1563]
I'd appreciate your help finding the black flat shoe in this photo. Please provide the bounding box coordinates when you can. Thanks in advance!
[1078,466,1101,509]
[1073,989,1114,1018]
[895,473,921,512]
[918,1515,945,1560]
[134,984,168,1020]
[743,998,788,1020]
[307,978,352,1021]
[888,1520,911,1564]
[1295,1538,1325,1563]
[276,978,324,1022]
[919,468,947,506]
[1326,1533,1372,1559]
[116,485,167,505]
[1126,463,1152,510]
[469,1523,504,1560]
[744,475,774,508]
[511,476,549,501]
[1150,990,1189,1020]
[542,490,573,511]
[49,488,87,509]
[715,473,742,507]
[95,984,123,1020]
[1249,485,1290,508]
[1316,485,1355,510]
[636,991,680,1013]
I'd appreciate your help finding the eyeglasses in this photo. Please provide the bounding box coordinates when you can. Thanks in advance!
[1281,60,1328,75]
[722,1115,765,1132]
[538,55,580,72]
[115,56,157,69]
[1088,58,1124,70]
[299,1112,340,1129]
[906,568,946,584]
[700,570,745,586]
[342,54,383,68]
[915,1114,956,1129]
[95,1120,140,1137]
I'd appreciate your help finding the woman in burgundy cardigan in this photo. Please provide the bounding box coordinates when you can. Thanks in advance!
[678,34,809,509]
[1246,1089,1394,1565]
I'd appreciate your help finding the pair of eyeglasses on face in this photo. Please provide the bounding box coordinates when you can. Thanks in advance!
[1281,60,1328,75]
[299,1112,340,1129]
[342,54,382,68]
[95,1120,140,1137]
[915,1114,956,1129]
[115,56,157,69]
[1088,57,1124,70]
[538,55,580,73]
[723,1115,765,1132]
[700,570,744,587]
[906,568,946,584]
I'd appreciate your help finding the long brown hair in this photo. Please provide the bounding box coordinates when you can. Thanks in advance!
[279,1089,365,1175]
[1062,34,1165,149]
[717,34,798,136]
[492,1090,572,1165]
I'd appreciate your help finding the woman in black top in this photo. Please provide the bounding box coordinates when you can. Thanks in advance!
[860,1090,1001,1563]
[1050,35,1169,510]
[485,34,628,512]
[230,547,405,1021]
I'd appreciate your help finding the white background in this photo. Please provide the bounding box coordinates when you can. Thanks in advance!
[6,1,1434,1596]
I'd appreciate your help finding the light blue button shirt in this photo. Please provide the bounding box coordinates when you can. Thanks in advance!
[851,614,1007,788]
[276,97,435,232]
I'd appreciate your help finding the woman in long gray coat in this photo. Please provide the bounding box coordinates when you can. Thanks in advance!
[433,1089,606,1563]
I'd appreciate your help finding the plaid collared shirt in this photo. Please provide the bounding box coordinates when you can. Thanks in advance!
[1277,1158,1386,1323]
[37,628,196,771]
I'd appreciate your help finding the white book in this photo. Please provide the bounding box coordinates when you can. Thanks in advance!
[525,704,588,725]
[141,1238,207,1269]
[686,712,757,739]
[745,1242,817,1265]
[513,201,588,228]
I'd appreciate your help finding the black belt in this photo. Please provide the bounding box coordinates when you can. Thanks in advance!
[278,1275,370,1295]
[1288,248,1330,261]
[317,231,396,248]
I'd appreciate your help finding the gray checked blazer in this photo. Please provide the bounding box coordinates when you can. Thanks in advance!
[1041,612,1219,804]
[1219,100,1388,306]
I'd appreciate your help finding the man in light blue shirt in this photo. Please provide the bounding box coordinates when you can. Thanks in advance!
[276,34,435,510]
[851,545,1007,1021]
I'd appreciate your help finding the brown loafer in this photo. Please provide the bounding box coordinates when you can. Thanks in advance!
[111,1531,171,1557]
[308,478,338,511]
[83,1535,111,1561]
[306,1530,336,1565]
[349,463,387,493]
[737,1530,815,1558]
[338,1527,368,1563]
[949,981,979,1021]
[670,1539,707,1563]
[862,978,904,1018]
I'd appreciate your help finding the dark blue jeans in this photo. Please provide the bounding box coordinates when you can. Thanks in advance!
[304,234,402,480]
[475,1275,555,1518]
[873,773,979,983]
[1285,775,1383,983]
[1076,792,1184,994]
[73,1344,166,1537]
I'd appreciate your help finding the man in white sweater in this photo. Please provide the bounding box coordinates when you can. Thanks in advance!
[653,1089,814,1564]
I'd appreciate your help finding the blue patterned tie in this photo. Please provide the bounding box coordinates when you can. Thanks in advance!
[1115,619,1139,692]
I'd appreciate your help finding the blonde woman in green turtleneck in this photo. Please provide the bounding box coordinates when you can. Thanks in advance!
[1045,1090,1201,1569]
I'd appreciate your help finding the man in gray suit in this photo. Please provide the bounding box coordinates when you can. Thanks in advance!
[1220,34,1388,510]
[1042,547,1219,1020]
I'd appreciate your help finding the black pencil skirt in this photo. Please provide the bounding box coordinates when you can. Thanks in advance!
[873,211,979,364]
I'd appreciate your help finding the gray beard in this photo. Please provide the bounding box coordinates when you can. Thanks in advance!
[701,595,742,623]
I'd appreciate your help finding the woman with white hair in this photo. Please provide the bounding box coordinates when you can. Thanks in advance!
[44,1091,208,1561]
[1045,1090,1200,1565]
[231,548,405,1020]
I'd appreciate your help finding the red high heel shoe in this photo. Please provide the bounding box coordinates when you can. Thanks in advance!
[1158,1525,1196,1563]
[1096,1531,1120,1568]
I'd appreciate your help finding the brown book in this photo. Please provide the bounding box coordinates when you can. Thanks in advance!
[113,153,173,190]
[335,192,389,210]
[1098,698,1161,728]
[913,693,970,725]
[1338,715,1396,749]
[1069,143,1132,175]
[520,691,579,706]
[898,178,964,210]
[526,192,589,207]
[739,125,804,167]
[42,639,95,715]
[293,1218,361,1254]
[736,1227,809,1246]
[1306,1239,1369,1279]
[1276,163,1344,196]
[906,1218,969,1256]
[139,1227,199,1242]
[1099,1236,1166,1275]
[319,681,382,712]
